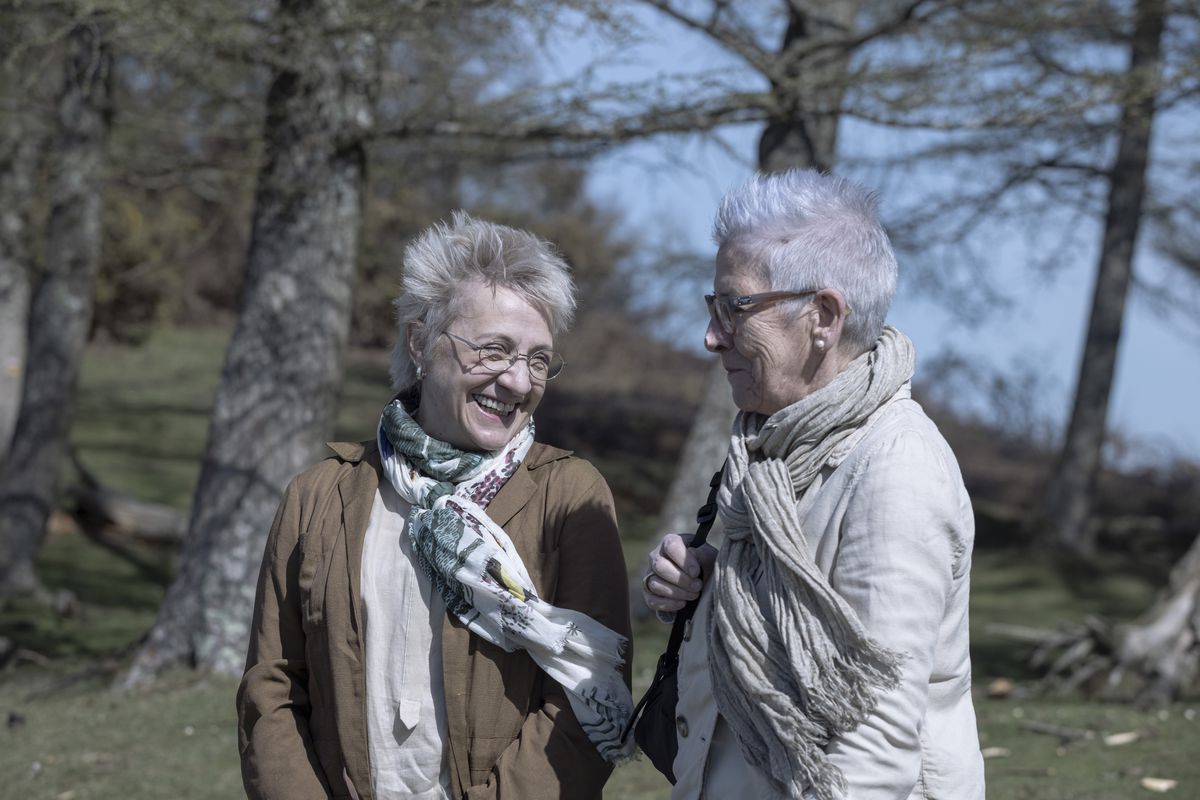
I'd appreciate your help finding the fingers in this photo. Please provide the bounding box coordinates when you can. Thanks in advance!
[642,568,687,613]
[643,585,687,614]
[660,534,701,579]
[642,534,706,613]
[642,572,694,610]
[651,535,703,593]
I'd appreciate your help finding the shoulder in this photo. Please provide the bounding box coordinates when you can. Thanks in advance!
[830,397,971,536]
[846,398,959,481]
[835,398,973,558]
[522,442,620,556]
[526,441,613,503]
[284,439,379,501]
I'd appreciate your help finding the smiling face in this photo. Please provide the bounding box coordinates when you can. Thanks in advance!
[705,240,822,416]
[412,281,553,452]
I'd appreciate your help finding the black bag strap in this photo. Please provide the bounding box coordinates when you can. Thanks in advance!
[661,465,723,659]
[622,465,724,741]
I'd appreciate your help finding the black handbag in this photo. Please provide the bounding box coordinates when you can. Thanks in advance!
[624,467,724,783]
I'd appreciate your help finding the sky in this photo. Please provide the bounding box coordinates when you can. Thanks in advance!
[538,6,1200,467]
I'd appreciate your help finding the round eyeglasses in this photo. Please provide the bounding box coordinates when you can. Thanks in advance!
[443,332,565,382]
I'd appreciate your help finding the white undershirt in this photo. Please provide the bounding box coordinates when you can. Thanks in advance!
[360,480,452,800]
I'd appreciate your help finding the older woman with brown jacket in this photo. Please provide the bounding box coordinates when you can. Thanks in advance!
[237,213,633,800]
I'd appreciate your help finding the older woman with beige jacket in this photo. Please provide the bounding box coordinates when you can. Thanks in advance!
[238,213,633,800]
[643,170,985,799]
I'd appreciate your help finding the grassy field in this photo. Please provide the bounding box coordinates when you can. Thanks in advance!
[2,326,1197,799]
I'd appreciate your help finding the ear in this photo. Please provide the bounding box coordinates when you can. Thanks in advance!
[811,288,849,351]
[405,321,425,371]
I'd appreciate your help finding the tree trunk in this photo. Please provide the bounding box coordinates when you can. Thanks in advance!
[0,1,54,460]
[0,132,39,458]
[118,0,377,687]
[757,1,858,174]
[1037,0,1165,561]
[0,18,111,598]
[638,0,858,617]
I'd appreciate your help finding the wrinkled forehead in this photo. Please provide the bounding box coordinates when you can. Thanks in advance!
[446,278,552,327]
[714,237,775,290]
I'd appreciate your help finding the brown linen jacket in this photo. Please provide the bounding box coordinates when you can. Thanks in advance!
[237,439,631,800]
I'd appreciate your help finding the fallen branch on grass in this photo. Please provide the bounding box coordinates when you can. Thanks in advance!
[1016,719,1094,744]
[989,531,1200,705]
[66,449,186,544]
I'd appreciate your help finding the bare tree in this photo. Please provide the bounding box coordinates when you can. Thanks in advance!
[1107,529,1200,702]
[855,0,1193,559]
[0,14,112,598]
[118,0,379,685]
[640,1,1197,567]
[114,0,640,687]
[1038,0,1167,559]
[643,0,860,570]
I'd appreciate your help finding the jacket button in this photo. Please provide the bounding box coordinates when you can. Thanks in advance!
[676,715,689,738]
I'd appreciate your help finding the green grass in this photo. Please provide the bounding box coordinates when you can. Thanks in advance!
[1,667,244,800]
[0,531,168,660]
[974,700,1200,800]
[71,326,396,510]
[2,325,1197,799]
[72,327,231,509]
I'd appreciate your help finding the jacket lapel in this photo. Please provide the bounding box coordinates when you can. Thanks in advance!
[335,446,380,798]
[484,463,537,530]
[339,446,380,640]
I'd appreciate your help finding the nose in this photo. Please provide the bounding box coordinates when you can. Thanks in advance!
[704,316,731,353]
[496,357,534,395]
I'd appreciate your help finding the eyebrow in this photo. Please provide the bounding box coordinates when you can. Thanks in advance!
[474,332,554,351]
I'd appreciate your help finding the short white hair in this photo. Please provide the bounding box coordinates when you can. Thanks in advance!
[389,211,576,390]
[712,169,897,352]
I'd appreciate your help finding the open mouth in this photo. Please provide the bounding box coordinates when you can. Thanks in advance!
[473,394,516,416]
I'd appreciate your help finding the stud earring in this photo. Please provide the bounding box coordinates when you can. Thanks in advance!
[814,338,826,351]
[415,364,424,381]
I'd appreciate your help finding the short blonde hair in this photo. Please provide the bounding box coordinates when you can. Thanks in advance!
[389,211,576,389]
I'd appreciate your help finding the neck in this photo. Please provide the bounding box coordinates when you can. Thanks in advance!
[808,347,855,394]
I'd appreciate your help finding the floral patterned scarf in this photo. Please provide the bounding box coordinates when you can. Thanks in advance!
[377,399,634,763]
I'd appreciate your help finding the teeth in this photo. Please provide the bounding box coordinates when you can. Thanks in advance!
[474,395,516,415]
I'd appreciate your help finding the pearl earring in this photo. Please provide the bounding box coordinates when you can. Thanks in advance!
[814,338,825,351]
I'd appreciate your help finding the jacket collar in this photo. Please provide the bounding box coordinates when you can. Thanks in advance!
[326,438,572,528]
[325,438,571,469]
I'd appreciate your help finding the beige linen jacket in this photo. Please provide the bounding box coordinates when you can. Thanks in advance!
[672,387,985,799]
[237,439,631,800]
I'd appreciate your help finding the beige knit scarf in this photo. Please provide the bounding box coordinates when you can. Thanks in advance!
[708,326,914,799]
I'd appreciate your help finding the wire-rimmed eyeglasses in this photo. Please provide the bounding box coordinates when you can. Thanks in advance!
[443,332,565,382]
